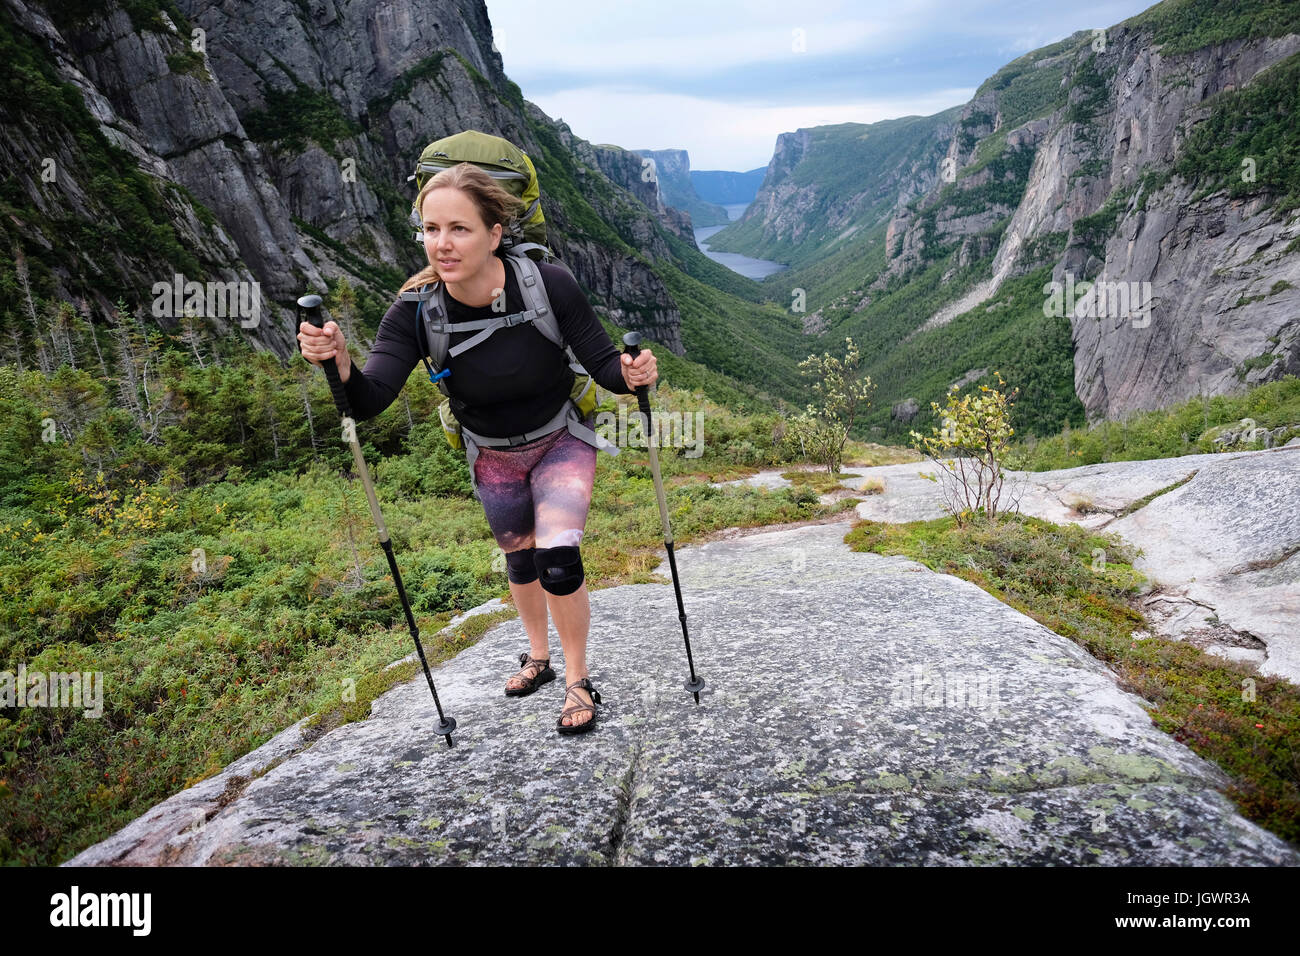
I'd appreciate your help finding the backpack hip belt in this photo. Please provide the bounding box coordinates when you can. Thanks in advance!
[460,399,618,503]
[461,399,619,454]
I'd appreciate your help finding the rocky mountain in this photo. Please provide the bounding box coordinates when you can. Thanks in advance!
[711,113,960,270]
[0,0,691,362]
[630,147,729,227]
[583,142,696,243]
[10,0,1294,438]
[712,0,1300,424]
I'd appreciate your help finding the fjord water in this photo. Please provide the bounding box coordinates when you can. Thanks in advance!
[693,202,787,279]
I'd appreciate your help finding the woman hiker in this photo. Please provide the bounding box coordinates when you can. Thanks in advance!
[297,162,657,735]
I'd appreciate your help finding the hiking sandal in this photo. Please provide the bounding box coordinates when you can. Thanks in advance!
[556,677,602,736]
[505,652,554,697]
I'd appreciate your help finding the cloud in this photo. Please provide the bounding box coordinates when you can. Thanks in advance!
[482,0,1156,170]
[490,1,912,75]
[509,20,891,77]
[531,87,976,170]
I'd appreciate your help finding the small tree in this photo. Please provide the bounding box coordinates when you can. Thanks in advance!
[328,278,369,360]
[788,336,875,474]
[324,486,368,589]
[910,373,1020,525]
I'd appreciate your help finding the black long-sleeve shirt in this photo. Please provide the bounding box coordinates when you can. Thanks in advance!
[341,256,632,436]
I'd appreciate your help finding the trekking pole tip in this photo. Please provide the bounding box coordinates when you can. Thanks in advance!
[436,716,457,747]
[685,676,705,704]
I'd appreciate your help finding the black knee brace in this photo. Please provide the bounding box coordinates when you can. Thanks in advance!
[533,545,584,596]
[504,547,538,584]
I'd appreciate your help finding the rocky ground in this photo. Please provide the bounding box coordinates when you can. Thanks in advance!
[66,515,1298,866]
[717,444,1300,684]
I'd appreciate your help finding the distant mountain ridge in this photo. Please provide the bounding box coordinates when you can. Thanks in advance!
[691,167,767,206]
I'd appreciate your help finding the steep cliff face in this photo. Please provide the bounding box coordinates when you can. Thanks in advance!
[882,93,1048,288]
[747,128,814,245]
[545,127,685,355]
[583,143,694,245]
[1,0,321,357]
[730,11,1300,422]
[1,0,685,360]
[629,147,727,229]
[1052,30,1300,418]
[179,0,511,281]
[1073,181,1300,418]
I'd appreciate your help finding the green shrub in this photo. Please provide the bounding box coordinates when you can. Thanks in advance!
[910,373,1018,524]
[1007,376,1300,470]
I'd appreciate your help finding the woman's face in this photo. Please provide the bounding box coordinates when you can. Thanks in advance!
[421,187,502,284]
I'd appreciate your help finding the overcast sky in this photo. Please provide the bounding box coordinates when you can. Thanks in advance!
[484,0,1158,171]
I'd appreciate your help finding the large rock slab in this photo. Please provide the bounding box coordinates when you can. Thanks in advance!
[848,450,1244,527]
[66,523,1298,866]
[838,446,1300,681]
[714,454,1223,526]
[1109,448,1300,681]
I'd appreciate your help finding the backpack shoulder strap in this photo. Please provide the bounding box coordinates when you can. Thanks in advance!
[504,252,586,373]
[402,254,590,396]
[401,282,453,396]
[503,252,563,351]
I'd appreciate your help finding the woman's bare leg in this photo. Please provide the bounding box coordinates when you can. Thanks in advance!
[546,582,592,725]
[508,574,550,662]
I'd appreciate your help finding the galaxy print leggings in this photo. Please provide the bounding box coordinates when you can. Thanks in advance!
[470,416,597,554]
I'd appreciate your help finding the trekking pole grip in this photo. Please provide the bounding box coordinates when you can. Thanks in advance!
[621,331,654,421]
[298,293,353,418]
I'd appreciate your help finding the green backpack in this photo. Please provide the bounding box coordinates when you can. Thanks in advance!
[408,130,550,256]
[403,131,618,464]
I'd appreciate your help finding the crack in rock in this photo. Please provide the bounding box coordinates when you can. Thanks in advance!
[604,729,648,866]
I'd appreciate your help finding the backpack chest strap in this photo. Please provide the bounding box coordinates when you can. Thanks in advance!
[404,254,570,384]
[434,308,548,357]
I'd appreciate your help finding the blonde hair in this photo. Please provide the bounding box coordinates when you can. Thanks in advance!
[399,163,528,294]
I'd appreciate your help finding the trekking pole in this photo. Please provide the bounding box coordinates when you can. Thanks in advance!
[298,293,457,747]
[621,331,705,705]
